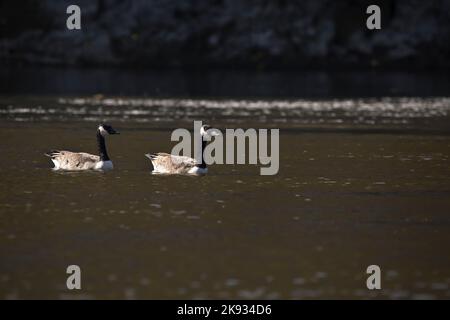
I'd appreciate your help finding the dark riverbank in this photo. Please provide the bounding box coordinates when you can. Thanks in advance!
[1,0,450,69]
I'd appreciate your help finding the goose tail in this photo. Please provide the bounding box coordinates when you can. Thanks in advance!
[145,153,158,171]
[45,150,61,158]
[145,153,157,160]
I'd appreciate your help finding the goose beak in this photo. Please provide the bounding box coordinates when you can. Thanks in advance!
[210,129,221,136]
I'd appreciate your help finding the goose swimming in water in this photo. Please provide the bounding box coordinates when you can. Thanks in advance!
[45,124,119,171]
[145,124,218,175]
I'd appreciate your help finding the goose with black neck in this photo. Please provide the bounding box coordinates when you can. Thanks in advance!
[45,124,120,171]
[145,124,218,175]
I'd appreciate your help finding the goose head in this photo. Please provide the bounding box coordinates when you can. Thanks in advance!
[200,124,220,138]
[98,124,120,136]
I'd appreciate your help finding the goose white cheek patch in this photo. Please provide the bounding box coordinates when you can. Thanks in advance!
[170,121,280,175]
[98,126,108,136]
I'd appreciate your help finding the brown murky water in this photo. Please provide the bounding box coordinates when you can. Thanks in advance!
[1,96,450,299]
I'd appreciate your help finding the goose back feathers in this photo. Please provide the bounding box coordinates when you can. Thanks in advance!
[145,153,206,174]
[145,124,216,175]
[45,124,118,171]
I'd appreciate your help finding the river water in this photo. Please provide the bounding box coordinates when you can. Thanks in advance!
[1,69,450,299]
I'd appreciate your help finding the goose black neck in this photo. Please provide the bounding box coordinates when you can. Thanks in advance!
[196,139,207,169]
[97,131,110,161]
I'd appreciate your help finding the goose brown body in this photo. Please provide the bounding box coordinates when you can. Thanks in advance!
[45,124,119,171]
[45,150,101,170]
[145,124,216,175]
[145,153,201,174]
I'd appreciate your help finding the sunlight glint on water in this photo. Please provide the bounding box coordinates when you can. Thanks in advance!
[1,96,450,299]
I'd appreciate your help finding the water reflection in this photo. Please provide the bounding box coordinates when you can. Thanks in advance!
[1,67,450,98]
[1,67,450,299]
[1,120,450,299]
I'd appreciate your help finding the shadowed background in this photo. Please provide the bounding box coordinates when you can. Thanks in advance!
[1,0,449,69]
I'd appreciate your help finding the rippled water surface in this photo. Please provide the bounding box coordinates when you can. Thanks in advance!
[1,94,450,299]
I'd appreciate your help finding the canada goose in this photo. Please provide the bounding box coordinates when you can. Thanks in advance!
[45,124,119,171]
[145,124,218,175]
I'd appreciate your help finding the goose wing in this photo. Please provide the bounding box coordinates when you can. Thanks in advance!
[45,150,100,170]
[145,153,196,174]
